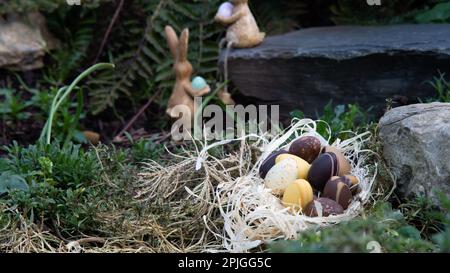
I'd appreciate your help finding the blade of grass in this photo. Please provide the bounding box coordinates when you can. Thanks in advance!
[41,63,115,145]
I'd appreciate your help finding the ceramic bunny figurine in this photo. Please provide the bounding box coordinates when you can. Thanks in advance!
[215,0,265,48]
[165,25,210,119]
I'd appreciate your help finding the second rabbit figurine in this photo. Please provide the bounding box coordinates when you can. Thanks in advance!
[215,0,265,48]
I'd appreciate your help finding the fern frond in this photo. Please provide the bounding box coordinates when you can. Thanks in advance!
[88,0,223,115]
[45,14,97,84]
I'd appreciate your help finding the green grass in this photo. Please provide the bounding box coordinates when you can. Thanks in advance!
[428,72,450,102]
[415,1,450,23]
[0,134,168,239]
[291,101,375,142]
[269,200,449,253]
[130,137,165,163]
[0,88,31,122]
[0,142,102,235]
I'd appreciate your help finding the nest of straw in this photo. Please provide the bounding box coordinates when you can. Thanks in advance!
[136,119,378,252]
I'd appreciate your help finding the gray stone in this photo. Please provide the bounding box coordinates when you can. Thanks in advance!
[219,24,450,119]
[379,102,450,203]
[0,12,58,71]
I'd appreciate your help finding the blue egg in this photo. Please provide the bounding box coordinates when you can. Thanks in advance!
[191,76,207,90]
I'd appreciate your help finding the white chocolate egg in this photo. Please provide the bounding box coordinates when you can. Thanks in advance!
[264,158,298,195]
[217,2,233,18]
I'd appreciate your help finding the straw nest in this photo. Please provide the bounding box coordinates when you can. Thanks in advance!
[137,118,378,252]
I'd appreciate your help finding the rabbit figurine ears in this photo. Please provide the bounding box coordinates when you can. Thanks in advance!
[165,25,189,64]
[165,25,214,124]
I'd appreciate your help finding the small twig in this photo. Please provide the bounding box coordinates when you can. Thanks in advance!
[94,0,125,63]
[92,144,118,189]
[1,115,6,144]
[113,90,161,142]
[155,131,171,144]
[51,219,69,243]
[72,237,106,245]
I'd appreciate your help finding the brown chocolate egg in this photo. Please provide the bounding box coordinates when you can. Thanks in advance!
[321,146,351,176]
[329,175,360,195]
[304,198,344,217]
[288,136,322,163]
[307,152,339,192]
[323,177,353,209]
[259,150,288,179]
[344,175,359,186]
[342,175,360,195]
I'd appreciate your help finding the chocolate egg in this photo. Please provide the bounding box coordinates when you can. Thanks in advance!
[288,136,322,163]
[323,177,353,209]
[329,175,360,195]
[259,150,289,179]
[342,175,360,195]
[275,153,310,180]
[264,158,298,195]
[344,175,359,186]
[307,152,339,192]
[321,146,351,176]
[304,198,344,217]
[282,179,314,211]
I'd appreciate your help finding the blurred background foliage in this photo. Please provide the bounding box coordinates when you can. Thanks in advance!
[0,0,449,145]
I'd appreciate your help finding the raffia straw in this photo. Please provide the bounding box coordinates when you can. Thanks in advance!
[194,119,377,252]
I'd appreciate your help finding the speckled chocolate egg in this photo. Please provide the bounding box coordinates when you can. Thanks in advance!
[275,153,310,180]
[307,152,339,192]
[264,158,298,195]
[282,179,314,211]
[321,146,351,176]
[323,177,353,209]
[304,197,344,217]
[288,136,322,163]
[259,150,289,179]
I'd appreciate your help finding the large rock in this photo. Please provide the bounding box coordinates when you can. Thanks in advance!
[0,12,58,71]
[220,24,450,118]
[379,103,450,203]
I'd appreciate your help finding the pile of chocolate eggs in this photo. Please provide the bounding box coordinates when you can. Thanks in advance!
[259,136,360,217]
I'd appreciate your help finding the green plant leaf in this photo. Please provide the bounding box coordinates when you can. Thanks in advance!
[415,2,450,23]
[0,172,29,195]
[397,226,422,240]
